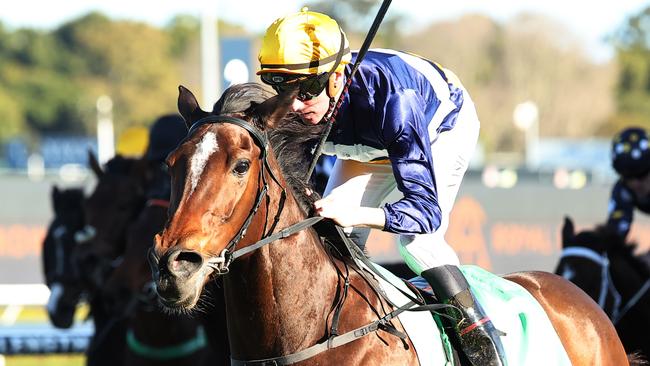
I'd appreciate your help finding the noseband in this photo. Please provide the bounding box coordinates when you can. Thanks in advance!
[560,247,616,311]
[185,115,287,274]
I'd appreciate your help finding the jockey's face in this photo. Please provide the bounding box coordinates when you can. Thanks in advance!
[289,72,343,125]
[290,86,331,125]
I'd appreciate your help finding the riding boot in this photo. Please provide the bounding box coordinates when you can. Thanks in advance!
[421,264,507,366]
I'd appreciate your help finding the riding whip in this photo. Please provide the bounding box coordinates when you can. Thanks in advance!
[304,0,393,182]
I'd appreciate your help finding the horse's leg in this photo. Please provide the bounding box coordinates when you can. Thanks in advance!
[504,271,628,366]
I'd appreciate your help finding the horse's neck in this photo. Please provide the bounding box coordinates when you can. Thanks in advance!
[610,253,650,294]
[224,170,339,358]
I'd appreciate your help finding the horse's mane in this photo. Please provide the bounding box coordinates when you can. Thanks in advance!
[212,82,326,213]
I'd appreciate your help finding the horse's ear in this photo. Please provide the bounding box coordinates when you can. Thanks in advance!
[178,85,209,129]
[252,90,297,129]
[562,216,575,245]
[88,150,104,178]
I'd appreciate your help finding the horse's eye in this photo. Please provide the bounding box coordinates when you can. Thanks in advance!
[233,160,250,175]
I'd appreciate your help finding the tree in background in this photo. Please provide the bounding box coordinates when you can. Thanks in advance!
[0,12,251,148]
[0,5,640,164]
[305,0,404,49]
[608,5,650,135]
[401,13,616,156]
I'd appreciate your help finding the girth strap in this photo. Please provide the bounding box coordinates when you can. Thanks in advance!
[230,300,452,366]
[230,219,454,365]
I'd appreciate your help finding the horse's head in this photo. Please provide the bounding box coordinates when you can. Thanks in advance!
[149,83,296,309]
[42,185,86,328]
[74,152,149,291]
[561,216,620,254]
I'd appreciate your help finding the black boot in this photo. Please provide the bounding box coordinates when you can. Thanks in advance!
[421,265,507,366]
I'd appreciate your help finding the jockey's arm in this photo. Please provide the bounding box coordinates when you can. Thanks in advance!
[314,198,386,229]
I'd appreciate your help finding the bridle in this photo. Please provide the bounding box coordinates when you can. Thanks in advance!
[560,246,650,324]
[176,114,288,274]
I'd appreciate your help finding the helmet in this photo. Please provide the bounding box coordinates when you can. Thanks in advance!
[257,8,351,76]
[145,114,188,162]
[116,126,149,157]
[611,127,650,179]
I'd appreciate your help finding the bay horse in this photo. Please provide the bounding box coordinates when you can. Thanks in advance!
[42,185,86,329]
[150,83,630,365]
[556,216,650,361]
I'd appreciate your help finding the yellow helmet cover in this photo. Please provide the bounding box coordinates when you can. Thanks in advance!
[116,126,149,158]
[258,8,351,75]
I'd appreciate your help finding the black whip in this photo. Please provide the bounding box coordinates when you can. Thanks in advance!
[304,0,393,182]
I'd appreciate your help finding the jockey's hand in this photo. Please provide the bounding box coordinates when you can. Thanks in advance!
[314,195,386,229]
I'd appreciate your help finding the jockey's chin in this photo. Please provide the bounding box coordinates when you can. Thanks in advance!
[292,92,331,125]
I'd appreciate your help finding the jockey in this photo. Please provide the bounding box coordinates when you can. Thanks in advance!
[144,114,188,200]
[145,114,188,164]
[258,9,506,366]
[607,127,650,239]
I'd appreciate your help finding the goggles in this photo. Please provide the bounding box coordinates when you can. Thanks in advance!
[260,72,330,101]
[260,28,347,102]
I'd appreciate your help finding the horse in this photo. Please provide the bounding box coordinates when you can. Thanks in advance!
[556,216,650,361]
[42,185,86,328]
[102,161,224,366]
[149,83,631,365]
[73,151,153,366]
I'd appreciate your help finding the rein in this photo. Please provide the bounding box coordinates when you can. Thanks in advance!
[561,247,615,310]
[561,246,650,324]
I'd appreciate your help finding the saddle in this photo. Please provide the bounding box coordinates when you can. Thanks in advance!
[312,218,572,366]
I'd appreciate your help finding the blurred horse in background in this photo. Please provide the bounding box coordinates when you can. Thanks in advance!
[150,84,630,366]
[73,151,150,366]
[42,185,86,328]
[556,216,650,360]
[102,160,222,366]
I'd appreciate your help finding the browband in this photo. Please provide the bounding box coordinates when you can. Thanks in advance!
[188,115,268,159]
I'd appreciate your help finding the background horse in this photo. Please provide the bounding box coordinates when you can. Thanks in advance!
[74,152,150,366]
[102,161,224,366]
[556,216,650,360]
[150,83,630,365]
[42,185,86,328]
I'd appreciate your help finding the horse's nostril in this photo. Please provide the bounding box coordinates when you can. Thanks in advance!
[168,251,204,278]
